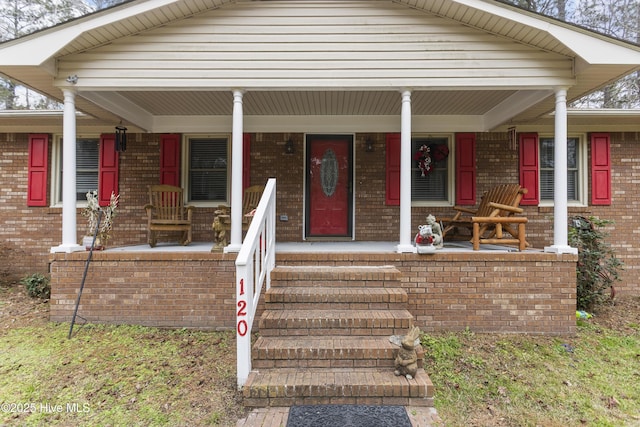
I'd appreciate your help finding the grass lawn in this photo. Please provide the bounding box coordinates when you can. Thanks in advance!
[0,284,246,427]
[1,282,639,426]
[422,297,640,426]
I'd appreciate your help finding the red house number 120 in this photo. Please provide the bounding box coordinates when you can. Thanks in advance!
[237,278,248,337]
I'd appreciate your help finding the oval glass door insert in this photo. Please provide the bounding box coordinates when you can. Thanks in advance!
[320,149,338,197]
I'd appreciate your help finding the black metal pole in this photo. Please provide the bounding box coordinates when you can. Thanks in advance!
[68,210,103,339]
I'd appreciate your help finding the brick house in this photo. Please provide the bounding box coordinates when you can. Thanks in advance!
[0,0,639,334]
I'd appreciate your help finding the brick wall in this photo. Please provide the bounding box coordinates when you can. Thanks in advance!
[49,251,577,335]
[49,252,237,329]
[0,134,57,281]
[250,133,305,241]
[275,252,577,335]
[1,131,638,295]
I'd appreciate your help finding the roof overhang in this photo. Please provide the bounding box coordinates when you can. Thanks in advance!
[0,0,638,132]
[495,108,640,133]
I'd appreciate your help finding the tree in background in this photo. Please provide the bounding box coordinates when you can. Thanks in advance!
[571,0,640,108]
[505,0,571,21]
[503,0,640,108]
[85,0,126,9]
[0,0,126,109]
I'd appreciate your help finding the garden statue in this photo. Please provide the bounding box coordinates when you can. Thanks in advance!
[392,326,421,380]
[211,209,228,252]
[425,214,443,248]
[415,215,444,253]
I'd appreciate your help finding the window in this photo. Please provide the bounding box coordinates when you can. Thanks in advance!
[52,136,100,204]
[411,136,451,203]
[185,136,229,203]
[539,136,585,203]
[51,135,119,206]
[75,138,100,201]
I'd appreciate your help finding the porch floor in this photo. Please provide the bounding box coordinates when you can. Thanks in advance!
[105,240,541,253]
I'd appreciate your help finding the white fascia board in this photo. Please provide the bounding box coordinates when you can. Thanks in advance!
[494,108,640,132]
[80,91,154,132]
[150,115,486,133]
[547,26,640,64]
[498,121,640,133]
[454,0,640,65]
[0,30,81,66]
[564,108,640,118]
[0,110,66,118]
[0,110,112,133]
[0,0,186,67]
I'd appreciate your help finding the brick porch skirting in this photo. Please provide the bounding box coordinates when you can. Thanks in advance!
[49,250,577,335]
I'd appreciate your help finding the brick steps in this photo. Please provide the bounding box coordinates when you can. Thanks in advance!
[258,309,414,336]
[265,286,408,310]
[243,265,434,408]
[269,265,401,287]
[243,367,434,407]
[252,336,424,369]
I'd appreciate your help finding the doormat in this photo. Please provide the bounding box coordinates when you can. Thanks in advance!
[286,404,411,427]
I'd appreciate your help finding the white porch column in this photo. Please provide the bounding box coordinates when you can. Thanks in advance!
[397,90,416,253]
[51,89,82,253]
[225,89,245,253]
[545,87,577,254]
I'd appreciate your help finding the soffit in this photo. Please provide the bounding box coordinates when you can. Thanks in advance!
[118,90,515,116]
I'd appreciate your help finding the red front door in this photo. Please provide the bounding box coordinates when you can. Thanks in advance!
[306,135,353,237]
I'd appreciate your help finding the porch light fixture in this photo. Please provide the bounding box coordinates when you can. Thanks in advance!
[285,138,295,154]
[365,138,374,152]
[115,124,128,152]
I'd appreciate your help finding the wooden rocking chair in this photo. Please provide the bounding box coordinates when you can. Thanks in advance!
[439,183,529,250]
[145,185,194,247]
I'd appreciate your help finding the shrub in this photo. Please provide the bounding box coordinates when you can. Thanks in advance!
[568,216,623,311]
[20,273,51,300]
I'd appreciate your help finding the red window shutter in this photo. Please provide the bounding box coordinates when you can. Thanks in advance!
[160,134,181,186]
[518,133,539,206]
[27,134,49,206]
[385,133,401,206]
[243,133,251,191]
[99,134,119,206]
[455,133,476,205]
[591,133,611,205]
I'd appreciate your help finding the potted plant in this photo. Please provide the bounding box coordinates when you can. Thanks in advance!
[81,190,119,250]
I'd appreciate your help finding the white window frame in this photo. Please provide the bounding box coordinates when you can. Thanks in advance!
[182,134,231,207]
[410,133,455,207]
[50,134,100,208]
[538,134,588,207]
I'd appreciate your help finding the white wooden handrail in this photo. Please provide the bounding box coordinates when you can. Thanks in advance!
[235,178,276,388]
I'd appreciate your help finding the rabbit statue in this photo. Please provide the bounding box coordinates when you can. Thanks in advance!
[393,326,421,380]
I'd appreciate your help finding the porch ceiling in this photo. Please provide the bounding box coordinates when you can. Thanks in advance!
[115,89,516,116]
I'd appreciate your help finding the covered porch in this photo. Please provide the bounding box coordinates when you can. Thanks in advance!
[2,0,638,257]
